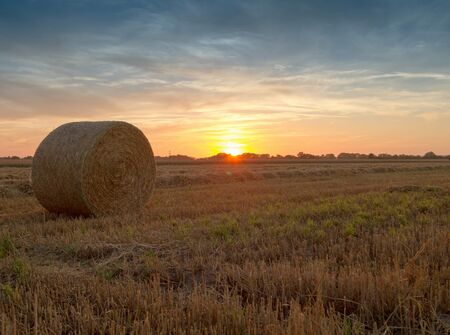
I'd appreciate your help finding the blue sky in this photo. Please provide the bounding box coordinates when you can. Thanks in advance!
[1,0,449,156]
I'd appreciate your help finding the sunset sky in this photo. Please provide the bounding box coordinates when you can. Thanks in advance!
[1,0,449,157]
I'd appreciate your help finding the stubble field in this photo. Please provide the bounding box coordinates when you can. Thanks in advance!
[0,160,449,334]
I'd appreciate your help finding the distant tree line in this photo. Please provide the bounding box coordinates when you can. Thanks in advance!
[2,151,449,161]
[155,151,449,162]
[0,155,33,159]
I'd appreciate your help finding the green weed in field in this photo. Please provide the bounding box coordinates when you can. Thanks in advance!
[126,225,136,239]
[0,237,14,258]
[211,217,239,242]
[0,283,14,299]
[344,222,357,237]
[11,257,28,280]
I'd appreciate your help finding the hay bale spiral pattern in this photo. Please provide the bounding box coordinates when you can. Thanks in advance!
[32,121,156,216]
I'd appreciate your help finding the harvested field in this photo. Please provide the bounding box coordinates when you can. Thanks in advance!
[1,160,449,334]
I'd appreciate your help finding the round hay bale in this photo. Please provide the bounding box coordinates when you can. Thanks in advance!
[32,121,156,216]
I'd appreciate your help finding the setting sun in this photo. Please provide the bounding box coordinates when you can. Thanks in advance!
[208,127,250,156]
[222,142,244,156]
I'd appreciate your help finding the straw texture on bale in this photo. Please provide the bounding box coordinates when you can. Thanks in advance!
[32,121,156,216]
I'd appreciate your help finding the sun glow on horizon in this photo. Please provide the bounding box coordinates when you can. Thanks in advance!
[221,142,244,156]
[208,126,250,156]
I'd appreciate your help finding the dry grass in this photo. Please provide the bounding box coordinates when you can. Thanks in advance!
[0,159,32,168]
[0,161,449,334]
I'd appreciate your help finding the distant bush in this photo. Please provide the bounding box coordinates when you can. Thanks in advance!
[423,151,438,159]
